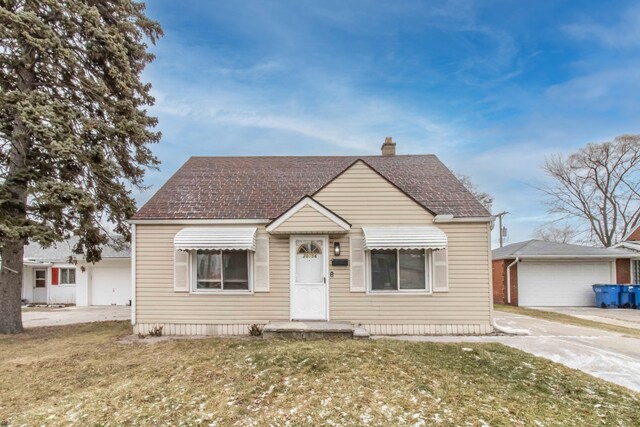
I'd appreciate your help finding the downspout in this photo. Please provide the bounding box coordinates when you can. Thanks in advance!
[130,224,136,327]
[506,257,519,305]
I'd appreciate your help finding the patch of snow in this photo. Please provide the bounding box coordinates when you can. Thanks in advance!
[493,321,530,335]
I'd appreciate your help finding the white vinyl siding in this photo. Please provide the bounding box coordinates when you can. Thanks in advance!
[518,261,613,307]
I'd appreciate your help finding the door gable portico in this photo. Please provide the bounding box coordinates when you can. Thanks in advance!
[267,196,350,235]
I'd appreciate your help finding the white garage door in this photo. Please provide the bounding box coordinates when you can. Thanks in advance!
[90,266,131,306]
[518,261,612,307]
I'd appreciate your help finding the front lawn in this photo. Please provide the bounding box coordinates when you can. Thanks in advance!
[1,322,638,426]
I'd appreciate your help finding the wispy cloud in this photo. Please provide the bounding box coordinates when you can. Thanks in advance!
[563,4,640,48]
[546,64,640,107]
[140,1,640,247]
[151,79,458,153]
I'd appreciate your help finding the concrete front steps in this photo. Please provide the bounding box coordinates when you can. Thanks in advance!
[262,321,370,340]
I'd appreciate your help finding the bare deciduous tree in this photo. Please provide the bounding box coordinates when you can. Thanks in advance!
[533,224,579,244]
[455,173,493,213]
[541,134,640,247]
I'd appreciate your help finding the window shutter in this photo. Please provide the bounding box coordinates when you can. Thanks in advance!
[432,248,449,292]
[51,268,59,285]
[350,235,366,292]
[254,236,270,292]
[174,249,190,292]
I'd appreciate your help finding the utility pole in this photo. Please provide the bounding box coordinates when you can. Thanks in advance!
[494,211,509,248]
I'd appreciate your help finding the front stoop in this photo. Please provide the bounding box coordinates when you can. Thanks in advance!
[262,321,370,340]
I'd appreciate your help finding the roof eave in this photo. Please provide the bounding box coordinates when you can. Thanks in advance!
[128,218,271,225]
[434,215,493,223]
[493,254,636,260]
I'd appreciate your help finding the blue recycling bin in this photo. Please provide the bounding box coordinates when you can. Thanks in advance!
[592,284,620,308]
[619,285,636,308]
[635,287,640,310]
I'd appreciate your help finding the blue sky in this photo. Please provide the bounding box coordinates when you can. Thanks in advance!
[139,0,640,247]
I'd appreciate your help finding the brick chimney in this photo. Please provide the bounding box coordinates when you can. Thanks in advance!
[381,136,396,156]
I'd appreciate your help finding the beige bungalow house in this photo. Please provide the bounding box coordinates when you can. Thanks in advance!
[130,139,494,336]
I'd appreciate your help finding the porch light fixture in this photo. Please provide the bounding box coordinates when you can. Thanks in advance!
[334,242,341,256]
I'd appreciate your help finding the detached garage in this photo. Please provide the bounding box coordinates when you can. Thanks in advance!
[22,237,131,306]
[492,240,635,307]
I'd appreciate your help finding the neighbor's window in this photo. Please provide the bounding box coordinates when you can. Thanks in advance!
[370,249,428,291]
[59,268,76,285]
[633,260,640,285]
[195,250,249,291]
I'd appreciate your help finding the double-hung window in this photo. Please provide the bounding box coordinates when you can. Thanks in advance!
[59,268,76,285]
[369,249,429,292]
[194,249,251,291]
[633,260,640,285]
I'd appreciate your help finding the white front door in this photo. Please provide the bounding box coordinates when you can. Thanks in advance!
[33,269,47,304]
[291,236,328,320]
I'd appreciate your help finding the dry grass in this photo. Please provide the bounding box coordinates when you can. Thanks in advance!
[1,321,639,426]
[494,304,640,338]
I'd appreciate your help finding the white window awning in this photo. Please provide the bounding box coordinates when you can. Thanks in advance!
[174,227,257,251]
[362,226,447,250]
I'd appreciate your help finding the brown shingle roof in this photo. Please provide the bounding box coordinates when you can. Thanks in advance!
[133,155,490,220]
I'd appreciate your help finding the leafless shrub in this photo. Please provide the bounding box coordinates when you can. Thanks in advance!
[248,324,264,337]
[148,326,163,337]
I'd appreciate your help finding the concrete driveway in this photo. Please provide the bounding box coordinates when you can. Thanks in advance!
[532,306,640,330]
[378,311,640,392]
[22,306,130,328]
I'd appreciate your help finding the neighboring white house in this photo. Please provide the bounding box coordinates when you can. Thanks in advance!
[492,240,637,307]
[22,237,131,306]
